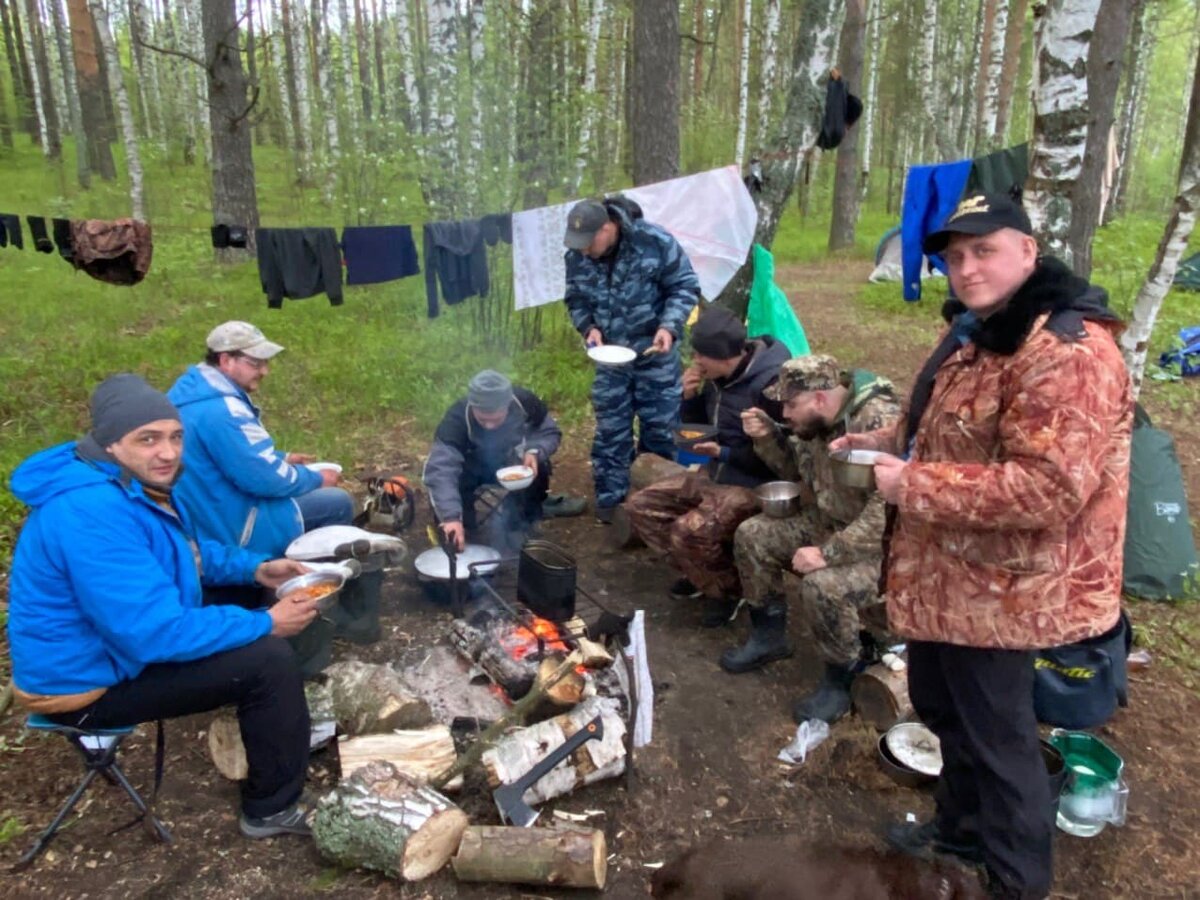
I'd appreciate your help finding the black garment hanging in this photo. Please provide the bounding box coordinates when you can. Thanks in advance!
[256,228,344,309]
[342,225,420,285]
[52,218,74,262]
[423,215,514,318]
[27,216,53,253]
[816,75,863,151]
[0,213,23,249]
[211,224,249,250]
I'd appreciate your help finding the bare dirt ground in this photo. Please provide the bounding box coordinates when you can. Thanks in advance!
[2,260,1199,898]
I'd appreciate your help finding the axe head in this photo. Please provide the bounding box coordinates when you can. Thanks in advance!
[494,783,539,827]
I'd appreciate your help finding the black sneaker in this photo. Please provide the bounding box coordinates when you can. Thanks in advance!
[884,819,983,865]
[240,803,313,839]
[669,578,703,600]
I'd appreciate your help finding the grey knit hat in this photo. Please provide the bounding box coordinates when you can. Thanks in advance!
[89,373,181,447]
[467,370,514,412]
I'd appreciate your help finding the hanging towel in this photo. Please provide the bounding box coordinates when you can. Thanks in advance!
[52,218,74,262]
[256,227,343,309]
[342,225,420,285]
[0,213,23,249]
[70,219,154,285]
[900,159,973,301]
[423,219,488,318]
[26,217,53,253]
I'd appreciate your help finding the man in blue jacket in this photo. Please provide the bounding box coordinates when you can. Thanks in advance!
[564,198,701,522]
[7,374,318,838]
[168,321,354,559]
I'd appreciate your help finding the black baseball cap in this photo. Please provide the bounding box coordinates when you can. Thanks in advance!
[922,192,1034,255]
[563,200,610,250]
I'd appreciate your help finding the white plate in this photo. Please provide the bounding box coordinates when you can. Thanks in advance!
[414,544,501,581]
[587,345,637,366]
[307,462,343,473]
[885,723,943,777]
[845,450,883,465]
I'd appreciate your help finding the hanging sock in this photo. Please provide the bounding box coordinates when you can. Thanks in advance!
[0,213,23,249]
[52,218,75,262]
[26,217,54,253]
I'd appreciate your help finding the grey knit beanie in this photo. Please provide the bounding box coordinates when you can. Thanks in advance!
[89,373,181,447]
[467,370,514,412]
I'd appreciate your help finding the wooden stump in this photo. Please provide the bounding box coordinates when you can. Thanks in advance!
[452,825,607,889]
[851,662,913,732]
[325,660,433,735]
[312,761,468,882]
[338,726,463,791]
[208,711,248,781]
[482,697,626,806]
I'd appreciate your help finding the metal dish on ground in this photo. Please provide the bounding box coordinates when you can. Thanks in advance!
[587,345,637,367]
[496,465,535,492]
[885,722,943,777]
[414,544,501,582]
[276,570,346,613]
[673,423,719,449]
[755,481,803,518]
[877,734,938,789]
[829,449,882,490]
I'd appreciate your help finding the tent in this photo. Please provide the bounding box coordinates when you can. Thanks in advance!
[1174,252,1200,291]
[868,225,944,285]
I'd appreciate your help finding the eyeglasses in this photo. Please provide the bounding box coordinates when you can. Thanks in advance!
[233,353,269,371]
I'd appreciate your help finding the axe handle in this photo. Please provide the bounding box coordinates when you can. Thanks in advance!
[506,715,603,800]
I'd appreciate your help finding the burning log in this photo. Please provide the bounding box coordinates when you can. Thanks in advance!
[535,654,586,709]
[851,662,913,731]
[482,697,626,806]
[449,620,538,699]
[325,660,433,735]
[338,726,463,792]
[452,825,607,890]
[312,762,468,882]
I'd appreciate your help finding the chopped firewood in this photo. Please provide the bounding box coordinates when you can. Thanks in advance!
[851,661,913,731]
[536,654,585,708]
[312,761,468,882]
[338,726,462,791]
[561,618,614,669]
[207,711,248,781]
[452,825,607,889]
[482,697,626,806]
[324,660,433,735]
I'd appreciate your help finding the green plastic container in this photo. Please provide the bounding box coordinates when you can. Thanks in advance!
[1049,729,1128,837]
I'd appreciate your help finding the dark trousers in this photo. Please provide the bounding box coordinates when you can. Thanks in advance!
[908,641,1052,897]
[48,637,309,819]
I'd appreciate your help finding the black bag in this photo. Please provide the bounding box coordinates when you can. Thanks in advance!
[1033,611,1131,730]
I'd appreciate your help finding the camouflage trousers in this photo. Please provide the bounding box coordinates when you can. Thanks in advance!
[591,352,682,509]
[624,472,760,598]
[734,511,885,666]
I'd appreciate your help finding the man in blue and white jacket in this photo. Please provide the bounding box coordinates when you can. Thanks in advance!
[8,374,317,838]
[168,321,353,559]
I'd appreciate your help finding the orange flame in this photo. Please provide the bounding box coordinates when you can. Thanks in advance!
[499,615,569,661]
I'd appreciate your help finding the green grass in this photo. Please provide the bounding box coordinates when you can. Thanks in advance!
[0,815,26,845]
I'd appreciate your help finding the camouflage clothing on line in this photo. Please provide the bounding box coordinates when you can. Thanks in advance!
[625,472,760,598]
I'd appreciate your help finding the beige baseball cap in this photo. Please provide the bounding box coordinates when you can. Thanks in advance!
[205,321,284,360]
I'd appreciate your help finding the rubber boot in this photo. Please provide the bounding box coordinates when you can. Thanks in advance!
[719,597,793,673]
[287,617,335,679]
[791,662,860,723]
[698,595,738,628]
[332,569,383,645]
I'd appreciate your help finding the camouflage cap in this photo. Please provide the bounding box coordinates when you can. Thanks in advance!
[763,354,842,401]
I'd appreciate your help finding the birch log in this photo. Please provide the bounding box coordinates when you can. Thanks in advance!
[312,762,468,881]
[851,662,913,731]
[452,825,607,889]
[324,660,433,735]
[338,726,462,791]
[482,698,626,806]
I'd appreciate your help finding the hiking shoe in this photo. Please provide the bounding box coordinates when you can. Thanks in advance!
[239,803,313,839]
[594,506,616,525]
[884,819,983,865]
[543,494,587,518]
[669,578,703,600]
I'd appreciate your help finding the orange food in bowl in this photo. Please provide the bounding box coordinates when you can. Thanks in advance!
[500,471,530,482]
[284,583,338,603]
[679,430,703,440]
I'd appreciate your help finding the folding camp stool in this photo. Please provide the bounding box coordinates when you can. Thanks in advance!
[473,485,508,528]
[14,715,171,870]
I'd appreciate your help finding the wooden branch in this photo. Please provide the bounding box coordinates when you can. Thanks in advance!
[133,36,205,69]
[452,825,607,889]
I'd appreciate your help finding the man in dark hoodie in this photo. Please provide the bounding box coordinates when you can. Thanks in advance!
[836,193,1132,899]
[7,375,318,838]
[624,307,790,624]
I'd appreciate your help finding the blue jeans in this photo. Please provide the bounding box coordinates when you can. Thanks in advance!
[296,488,355,531]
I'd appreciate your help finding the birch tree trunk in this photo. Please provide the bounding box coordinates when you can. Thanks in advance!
[371,0,384,117]
[90,0,145,219]
[466,0,484,185]
[49,0,87,184]
[1105,0,1148,223]
[182,0,212,165]
[858,0,879,194]
[917,0,953,160]
[829,0,866,251]
[313,0,339,156]
[39,0,69,140]
[21,0,59,156]
[422,0,460,214]
[993,0,1028,147]
[717,0,841,315]
[390,0,419,134]
[128,0,161,140]
[977,0,1008,151]
[569,0,606,193]
[1024,0,1101,268]
[1,0,36,137]
[353,0,372,121]
[733,0,752,169]
[631,0,679,185]
[280,0,310,174]
[203,0,259,260]
[755,0,781,150]
[1120,53,1200,396]
[958,0,986,155]
[336,0,357,139]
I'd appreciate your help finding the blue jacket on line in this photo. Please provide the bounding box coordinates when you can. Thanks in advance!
[168,364,323,556]
[7,442,272,697]
[901,159,973,301]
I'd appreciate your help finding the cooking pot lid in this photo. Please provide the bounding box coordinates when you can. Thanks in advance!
[414,544,501,580]
[286,525,405,561]
[885,723,943,777]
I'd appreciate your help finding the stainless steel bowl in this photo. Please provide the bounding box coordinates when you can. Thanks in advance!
[755,481,803,518]
[275,570,345,612]
[829,449,878,490]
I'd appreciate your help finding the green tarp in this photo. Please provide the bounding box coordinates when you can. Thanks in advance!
[747,244,810,356]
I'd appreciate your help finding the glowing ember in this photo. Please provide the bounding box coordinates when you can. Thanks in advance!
[498,615,569,661]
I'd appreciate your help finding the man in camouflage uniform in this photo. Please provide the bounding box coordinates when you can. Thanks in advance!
[564,198,701,521]
[722,355,901,726]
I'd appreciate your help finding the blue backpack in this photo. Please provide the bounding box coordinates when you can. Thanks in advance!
[1158,325,1200,377]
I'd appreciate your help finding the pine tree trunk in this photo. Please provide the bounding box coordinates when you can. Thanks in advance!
[1120,53,1200,396]
[203,0,260,261]
[90,0,145,219]
[977,0,1008,151]
[630,0,679,185]
[1064,0,1133,277]
[66,0,113,176]
[755,0,781,150]
[1106,0,1148,223]
[829,0,865,251]
[733,0,752,169]
[0,0,35,137]
[569,0,606,193]
[23,0,61,156]
[1025,0,1102,268]
[49,0,87,184]
[993,0,1028,147]
[717,0,840,315]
